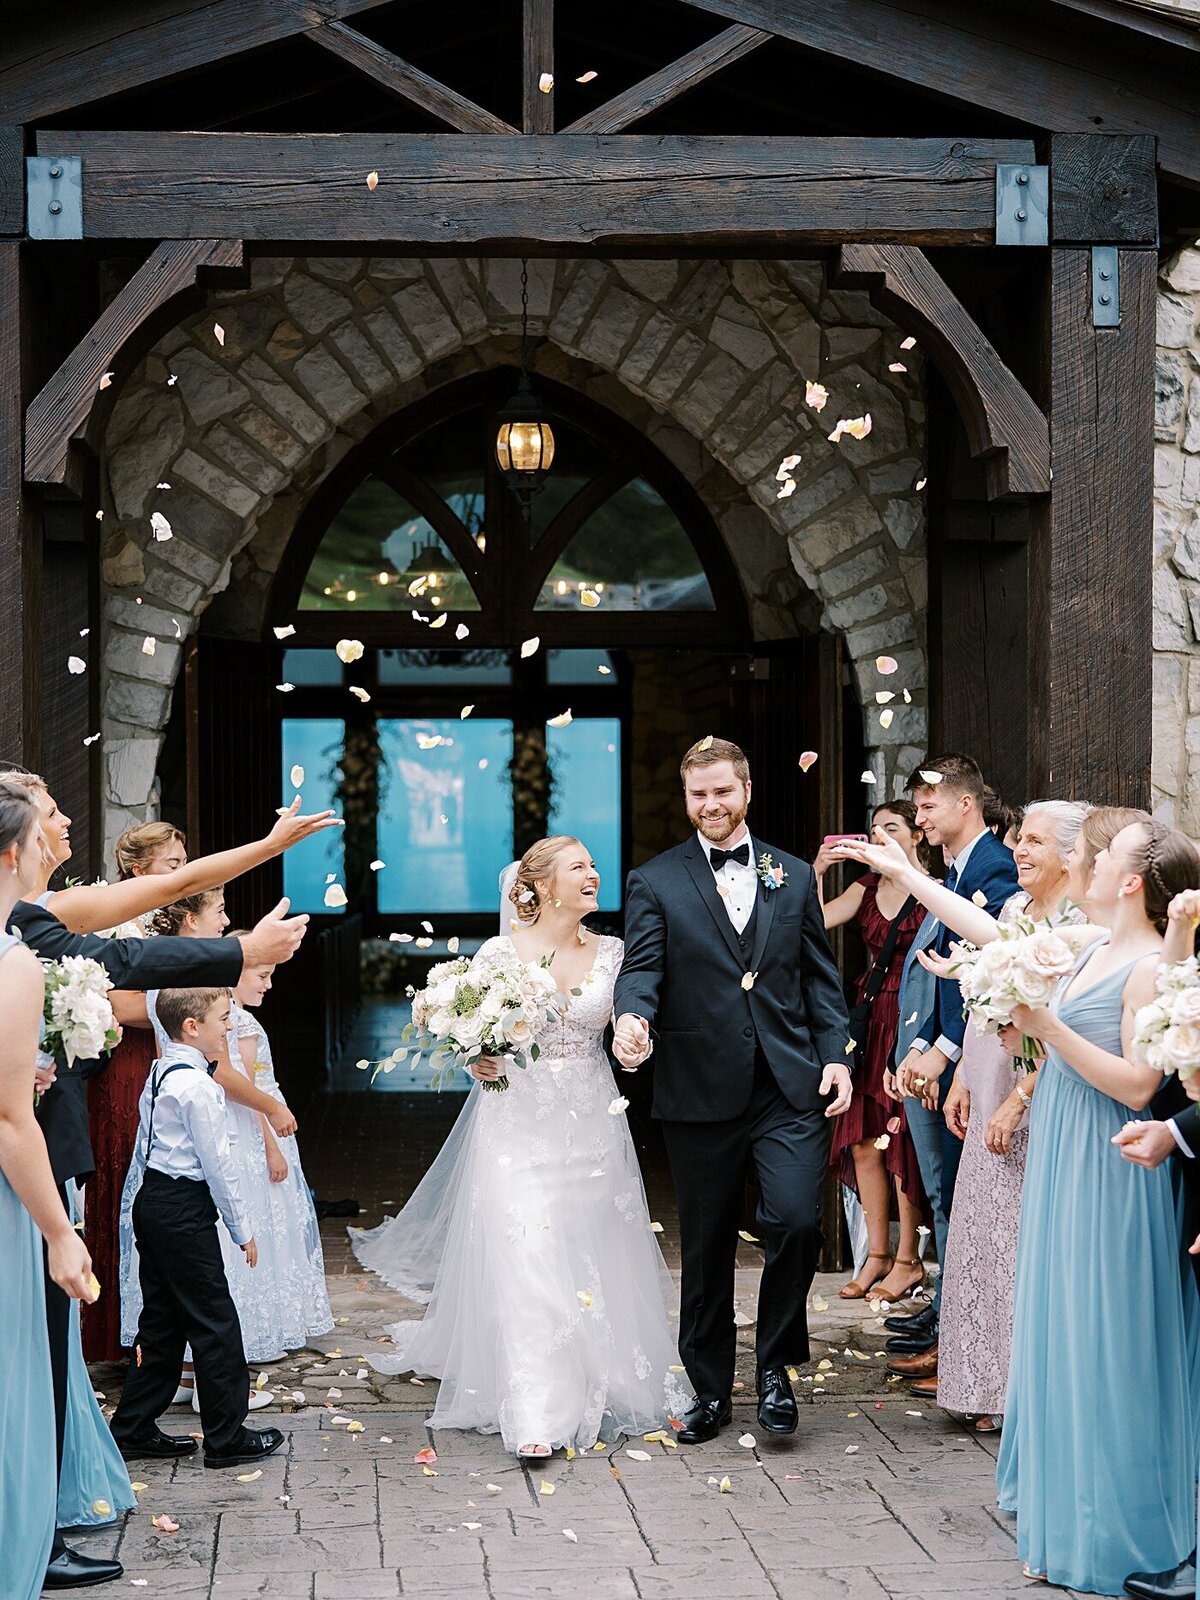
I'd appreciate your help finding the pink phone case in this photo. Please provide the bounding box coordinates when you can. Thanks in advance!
[823,833,869,844]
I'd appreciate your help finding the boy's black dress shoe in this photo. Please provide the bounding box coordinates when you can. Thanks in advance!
[676,1398,731,1443]
[115,1429,198,1461]
[756,1367,798,1434]
[204,1425,286,1469]
[1123,1552,1197,1600]
[885,1321,938,1355]
[43,1549,124,1589]
[884,1303,937,1335]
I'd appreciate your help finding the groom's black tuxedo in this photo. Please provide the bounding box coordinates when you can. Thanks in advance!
[615,833,851,1403]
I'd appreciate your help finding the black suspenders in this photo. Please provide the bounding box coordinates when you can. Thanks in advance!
[143,1060,203,1163]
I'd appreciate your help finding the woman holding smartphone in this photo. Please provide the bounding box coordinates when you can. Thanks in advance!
[815,801,931,1302]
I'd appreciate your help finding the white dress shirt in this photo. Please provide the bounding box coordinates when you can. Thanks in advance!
[915,825,993,1063]
[135,1041,252,1246]
[699,828,758,936]
[1169,1118,1195,1159]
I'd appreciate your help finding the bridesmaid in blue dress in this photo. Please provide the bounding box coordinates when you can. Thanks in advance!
[0,783,96,1600]
[995,816,1200,1593]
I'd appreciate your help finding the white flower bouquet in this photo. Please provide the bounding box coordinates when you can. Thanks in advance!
[1132,957,1200,1079]
[948,911,1078,1073]
[362,947,568,1091]
[41,955,119,1069]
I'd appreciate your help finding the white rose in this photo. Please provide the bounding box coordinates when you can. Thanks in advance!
[450,1013,485,1050]
[1171,988,1200,1028]
[498,1010,534,1049]
[480,989,506,1022]
[1161,1022,1200,1076]
[427,1009,453,1039]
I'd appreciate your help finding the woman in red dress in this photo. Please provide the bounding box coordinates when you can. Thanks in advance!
[816,801,931,1305]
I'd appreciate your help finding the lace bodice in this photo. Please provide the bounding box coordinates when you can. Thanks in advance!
[474,934,623,1065]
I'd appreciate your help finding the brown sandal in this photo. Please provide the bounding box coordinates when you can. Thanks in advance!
[839,1252,894,1300]
[872,1257,926,1304]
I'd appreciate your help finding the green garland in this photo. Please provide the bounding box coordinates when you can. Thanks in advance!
[509,726,554,857]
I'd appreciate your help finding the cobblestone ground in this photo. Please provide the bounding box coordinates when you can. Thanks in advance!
[77,1094,1077,1599]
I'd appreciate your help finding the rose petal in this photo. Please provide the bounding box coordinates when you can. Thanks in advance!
[67,656,86,675]
[873,1134,891,1150]
[888,362,907,373]
[607,1096,629,1115]
[150,511,172,542]
[236,1470,262,1483]
[776,477,797,499]
[92,1499,112,1516]
[273,624,296,640]
[349,685,371,702]
[141,636,156,657]
[576,69,598,82]
[811,1294,829,1312]
[99,372,113,391]
[880,709,894,729]
[860,770,876,784]
[875,691,895,704]
[213,323,225,347]
[151,1514,180,1533]
[538,71,554,92]
[698,735,714,751]
[290,764,304,788]
[324,884,348,908]
[548,709,573,728]
[580,586,600,607]
[972,890,988,907]
[738,1433,756,1448]
[901,335,916,350]
[741,971,757,991]
[919,769,944,785]
[336,638,364,664]
[876,655,899,675]
[366,170,379,190]
[798,750,818,772]
[521,637,540,659]
[805,380,829,412]
[539,1481,555,1495]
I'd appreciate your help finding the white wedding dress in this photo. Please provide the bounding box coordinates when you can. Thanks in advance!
[351,934,693,1452]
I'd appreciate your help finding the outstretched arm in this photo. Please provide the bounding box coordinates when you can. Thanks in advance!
[837,830,1002,946]
[47,799,342,934]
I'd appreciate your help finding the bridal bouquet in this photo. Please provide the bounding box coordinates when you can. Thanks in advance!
[41,955,119,1069]
[364,947,567,1091]
[1132,957,1200,1079]
[948,911,1077,1073]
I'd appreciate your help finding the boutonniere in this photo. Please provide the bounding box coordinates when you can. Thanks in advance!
[757,852,787,892]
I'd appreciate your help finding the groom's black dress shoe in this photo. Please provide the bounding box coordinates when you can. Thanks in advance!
[43,1549,124,1589]
[885,1303,936,1335]
[756,1367,798,1435]
[1124,1552,1197,1600]
[204,1425,285,1469]
[676,1398,732,1443]
[885,1321,938,1356]
[115,1428,198,1461]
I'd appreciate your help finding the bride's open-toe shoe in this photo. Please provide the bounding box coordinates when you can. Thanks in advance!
[838,1252,894,1300]
[871,1257,926,1304]
[517,1443,553,1460]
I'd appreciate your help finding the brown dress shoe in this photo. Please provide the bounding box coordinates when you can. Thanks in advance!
[885,1344,938,1378]
[908,1376,938,1397]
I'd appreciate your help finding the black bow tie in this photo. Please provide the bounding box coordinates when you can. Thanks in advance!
[709,843,750,872]
[206,1060,219,1077]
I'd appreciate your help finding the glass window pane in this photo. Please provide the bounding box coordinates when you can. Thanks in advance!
[525,419,614,547]
[379,648,512,687]
[281,720,346,913]
[299,475,480,612]
[377,719,514,915]
[396,410,486,538]
[547,719,621,913]
[537,478,714,611]
[546,649,617,685]
[281,648,343,686]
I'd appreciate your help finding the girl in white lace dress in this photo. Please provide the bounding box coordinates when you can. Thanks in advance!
[352,837,692,1458]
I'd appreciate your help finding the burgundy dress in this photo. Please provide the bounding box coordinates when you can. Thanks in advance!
[829,874,927,1210]
[81,1022,156,1362]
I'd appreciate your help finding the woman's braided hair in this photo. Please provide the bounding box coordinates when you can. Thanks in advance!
[149,886,224,937]
[1126,819,1200,933]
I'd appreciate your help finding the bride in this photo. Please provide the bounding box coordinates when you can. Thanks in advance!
[351,835,692,1458]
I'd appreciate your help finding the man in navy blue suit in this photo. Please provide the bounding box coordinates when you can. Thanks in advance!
[884,754,1019,1383]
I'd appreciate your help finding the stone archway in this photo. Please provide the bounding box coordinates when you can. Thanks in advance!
[97,255,927,852]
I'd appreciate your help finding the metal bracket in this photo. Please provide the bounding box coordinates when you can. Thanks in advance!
[995,163,1048,247]
[26,157,82,240]
[1091,245,1120,326]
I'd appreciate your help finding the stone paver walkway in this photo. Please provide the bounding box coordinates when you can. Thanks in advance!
[75,1092,1076,1599]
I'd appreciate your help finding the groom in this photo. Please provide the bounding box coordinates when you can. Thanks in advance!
[613,737,852,1442]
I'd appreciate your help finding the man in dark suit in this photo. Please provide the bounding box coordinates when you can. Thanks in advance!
[885,755,1019,1386]
[612,737,852,1444]
[1114,1098,1200,1600]
[12,889,308,1589]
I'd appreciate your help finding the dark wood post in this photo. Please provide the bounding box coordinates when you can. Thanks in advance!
[522,0,554,135]
[0,131,42,769]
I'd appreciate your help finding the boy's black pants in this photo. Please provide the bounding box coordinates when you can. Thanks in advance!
[110,1169,248,1456]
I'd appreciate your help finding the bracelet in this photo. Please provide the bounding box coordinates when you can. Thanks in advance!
[1015,1083,1033,1108]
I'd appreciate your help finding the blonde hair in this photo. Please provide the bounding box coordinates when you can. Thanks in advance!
[679,737,750,786]
[1078,806,1149,881]
[114,821,187,880]
[508,836,583,925]
[150,886,224,938]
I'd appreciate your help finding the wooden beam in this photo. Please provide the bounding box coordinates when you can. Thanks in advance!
[33,132,1035,247]
[0,0,393,124]
[523,0,554,135]
[0,127,23,236]
[835,242,1049,500]
[305,19,518,135]
[0,244,41,766]
[679,0,1200,188]
[1050,132,1158,245]
[562,24,770,135]
[24,238,245,488]
[1027,249,1156,805]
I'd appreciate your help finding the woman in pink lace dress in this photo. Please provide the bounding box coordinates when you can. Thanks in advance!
[935,801,1090,1430]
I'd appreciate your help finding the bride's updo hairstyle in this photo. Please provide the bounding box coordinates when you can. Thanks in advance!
[150,886,224,937]
[1125,819,1200,934]
[509,836,583,925]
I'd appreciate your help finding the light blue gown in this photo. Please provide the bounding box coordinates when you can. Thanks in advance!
[57,1187,134,1531]
[0,932,57,1600]
[997,938,1200,1594]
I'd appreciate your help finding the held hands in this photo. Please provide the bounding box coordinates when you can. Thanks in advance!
[266,1102,298,1139]
[467,1054,504,1083]
[613,1014,651,1071]
[49,1230,96,1302]
[1112,1119,1177,1170]
[266,796,345,853]
[242,1238,258,1269]
[819,1062,853,1118]
[895,1045,949,1103]
[241,898,310,969]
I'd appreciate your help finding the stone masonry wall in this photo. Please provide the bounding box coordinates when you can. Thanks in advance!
[95,256,928,859]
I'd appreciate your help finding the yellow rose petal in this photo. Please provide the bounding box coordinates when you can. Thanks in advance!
[235,1470,262,1483]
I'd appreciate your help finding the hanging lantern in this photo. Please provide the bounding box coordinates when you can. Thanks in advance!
[495,260,555,514]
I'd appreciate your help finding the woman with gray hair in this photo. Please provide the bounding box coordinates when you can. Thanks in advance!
[914,800,1090,1429]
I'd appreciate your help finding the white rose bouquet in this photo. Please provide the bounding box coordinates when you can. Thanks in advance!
[1132,957,1200,1079]
[41,955,119,1069]
[362,947,569,1091]
[948,911,1078,1073]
